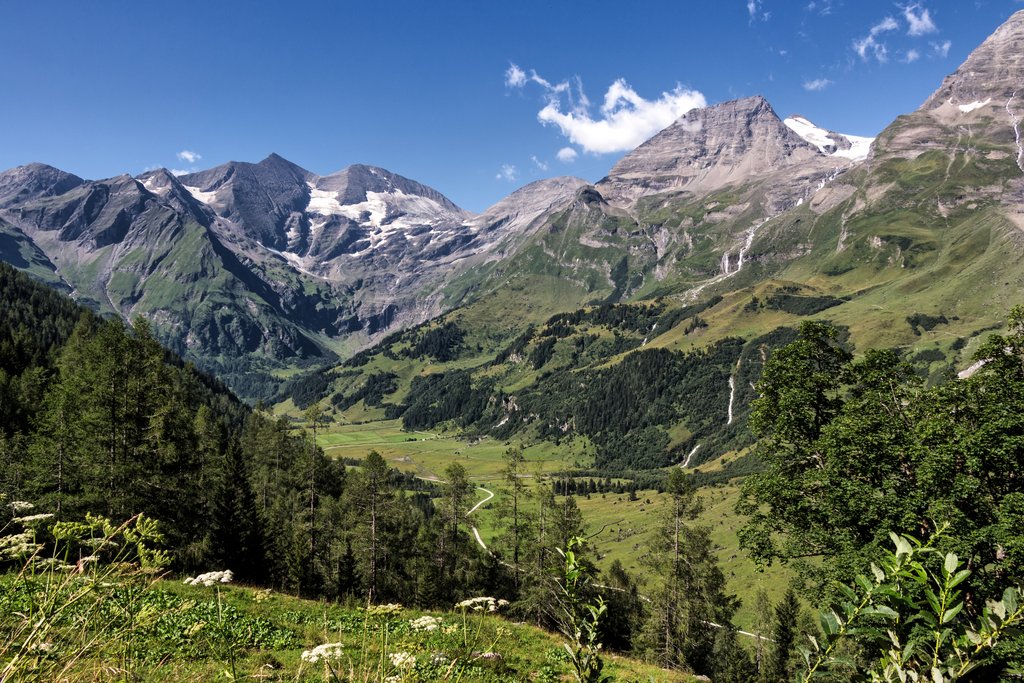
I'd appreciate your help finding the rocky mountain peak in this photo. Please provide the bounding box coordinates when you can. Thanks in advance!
[0,163,85,204]
[922,10,1024,112]
[596,95,824,203]
[315,164,468,216]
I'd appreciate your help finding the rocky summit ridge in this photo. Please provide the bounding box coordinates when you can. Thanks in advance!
[3,10,1024,399]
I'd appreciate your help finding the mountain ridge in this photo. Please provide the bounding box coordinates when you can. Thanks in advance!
[3,10,1024,401]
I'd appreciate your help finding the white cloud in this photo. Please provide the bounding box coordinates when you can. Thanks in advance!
[806,1,833,15]
[505,62,569,97]
[556,147,578,163]
[496,164,518,182]
[853,16,898,62]
[747,0,770,22]
[505,64,527,88]
[902,3,937,36]
[537,78,705,154]
[904,49,921,63]
[176,150,202,164]
[932,39,951,57]
[803,78,833,91]
[508,65,705,154]
[531,155,548,171]
[169,169,190,177]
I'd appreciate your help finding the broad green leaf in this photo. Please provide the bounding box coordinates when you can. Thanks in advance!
[943,552,958,575]
[820,610,840,635]
[941,602,963,624]
[948,569,971,589]
[1004,587,1019,614]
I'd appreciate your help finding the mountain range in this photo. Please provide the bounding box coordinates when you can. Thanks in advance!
[2,10,1023,402]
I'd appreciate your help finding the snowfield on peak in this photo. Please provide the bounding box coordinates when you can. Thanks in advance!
[183,185,218,205]
[305,181,453,231]
[958,98,992,113]
[783,116,873,162]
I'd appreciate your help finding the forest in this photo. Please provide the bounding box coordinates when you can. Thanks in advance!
[1,261,1023,681]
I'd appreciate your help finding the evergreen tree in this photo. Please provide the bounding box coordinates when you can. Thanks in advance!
[496,445,531,592]
[342,451,394,602]
[208,443,266,583]
[769,589,800,683]
[638,469,738,676]
[599,559,644,652]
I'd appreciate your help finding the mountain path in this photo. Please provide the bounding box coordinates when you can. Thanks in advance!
[468,486,494,551]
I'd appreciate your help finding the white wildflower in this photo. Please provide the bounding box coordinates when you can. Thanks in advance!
[0,531,41,558]
[183,569,233,587]
[430,652,450,665]
[300,641,344,663]
[366,602,403,617]
[383,677,401,683]
[8,501,33,513]
[409,615,443,632]
[14,513,54,524]
[389,651,416,669]
[455,596,508,612]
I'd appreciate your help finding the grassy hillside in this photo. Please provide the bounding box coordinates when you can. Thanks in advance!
[0,572,695,682]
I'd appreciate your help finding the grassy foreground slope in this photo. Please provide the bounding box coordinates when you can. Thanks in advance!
[2,573,694,682]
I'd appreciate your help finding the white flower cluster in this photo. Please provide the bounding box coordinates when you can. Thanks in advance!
[183,570,233,587]
[389,651,416,668]
[8,501,34,514]
[454,596,510,612]
[409,615,443,632]
[13,513,54,525]
[366,602,403,617]
[300,642,344,663]
[0,531,41,559]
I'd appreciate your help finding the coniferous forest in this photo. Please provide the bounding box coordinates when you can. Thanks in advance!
[2,258,1024,681]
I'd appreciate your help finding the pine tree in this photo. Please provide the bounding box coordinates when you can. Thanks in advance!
[496,445,531,592]
[638,469,738,676]
[209,443,266,583]
[342,451,394,602]
[769,589,800,683]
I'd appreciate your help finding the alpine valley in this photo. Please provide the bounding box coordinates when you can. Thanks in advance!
[3,10,1024,473]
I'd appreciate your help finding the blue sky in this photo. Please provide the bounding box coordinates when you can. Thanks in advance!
[0,1,1019,211]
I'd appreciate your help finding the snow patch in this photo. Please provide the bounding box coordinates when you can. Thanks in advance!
[959,98,992,113]
[784,116,873,162]
[784,116,836,153]
[832,135,874,161]
[306,183,345,215]
[183,185,217,205]
[263,245,328,280]
[142,177,168,196]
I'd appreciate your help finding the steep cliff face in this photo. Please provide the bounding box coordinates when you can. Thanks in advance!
[923,10,1024,115]
[597,96,836,203]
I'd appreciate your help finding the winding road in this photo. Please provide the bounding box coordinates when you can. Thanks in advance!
[467,486,494,551]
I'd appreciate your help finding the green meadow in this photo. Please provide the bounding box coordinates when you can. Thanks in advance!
[316,420,791,632]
